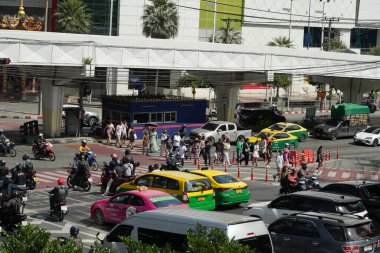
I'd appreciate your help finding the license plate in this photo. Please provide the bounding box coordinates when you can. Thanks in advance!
[34,177,39,182]
[364,245,372,252]
[22,196,28,202]
[21,221,28,226]
[236,189,242,194]
[88,178,93,183]
[61,205,68,211]
[198,197,205,201]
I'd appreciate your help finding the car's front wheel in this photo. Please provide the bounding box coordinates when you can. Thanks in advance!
[299,134,306,142]
[373,139,378,147]
[88,117,98,127]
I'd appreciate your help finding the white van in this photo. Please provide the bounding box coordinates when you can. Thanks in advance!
[102,208,273,253]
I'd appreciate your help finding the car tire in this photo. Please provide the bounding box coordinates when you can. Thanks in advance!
[299,134,306,142]
[331,132,337,141]
[94,209,105,225]
[88,117,98,127]
[211,111,217,117]
[373,139,378,147]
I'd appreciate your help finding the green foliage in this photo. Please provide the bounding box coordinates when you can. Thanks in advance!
[88,237,115,253]
[307,76,325,92]
[83,57,93,64]
[324,39,347,51]
[267,36,294,48]
[177,74,213,88]
[142,0,179,39]
[186,224,255,253]
[212,26,242,44]
[273,74,291,88]
[0,224,82,253]
[369,46,380,56]
[54,0,92,34]
[121,237,175,253]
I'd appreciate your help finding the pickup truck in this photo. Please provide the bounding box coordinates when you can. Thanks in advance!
[189,121,252,144]
[313,118,367,141]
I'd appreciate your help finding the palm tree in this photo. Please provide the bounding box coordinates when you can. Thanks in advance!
[142,0,178,39]
[54,0,92,34]
[267,36,294,48]
[212,26,242,44]
[369,46,380,56]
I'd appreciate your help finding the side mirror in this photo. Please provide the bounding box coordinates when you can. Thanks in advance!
[217,129,222,133]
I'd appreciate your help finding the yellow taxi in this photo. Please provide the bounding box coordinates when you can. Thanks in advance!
[261,122,309,142]
[190,169,250,206]
[248,131,299,151]
[117,171,215,211]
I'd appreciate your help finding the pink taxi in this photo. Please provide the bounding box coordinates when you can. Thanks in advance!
[91,188,188,225]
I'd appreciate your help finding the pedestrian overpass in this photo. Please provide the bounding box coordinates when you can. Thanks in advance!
[1,30,379,137]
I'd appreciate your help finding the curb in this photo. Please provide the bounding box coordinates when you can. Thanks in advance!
[0,115,43,119]
[283,110,331,115]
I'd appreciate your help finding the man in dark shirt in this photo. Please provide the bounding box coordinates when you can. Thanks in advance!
[0,160,9,188]
[8,164,26,194]
[213,138,224,165]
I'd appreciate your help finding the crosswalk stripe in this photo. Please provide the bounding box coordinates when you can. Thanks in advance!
[37,174,62,181]
[43,171,69,177]
[36,178,51,183]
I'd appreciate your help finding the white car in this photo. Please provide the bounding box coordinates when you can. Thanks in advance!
[354,126,380,146]
[243,191,368,226]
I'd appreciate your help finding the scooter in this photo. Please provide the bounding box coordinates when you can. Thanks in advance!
[305,175,321,190]
[33,142,56,161]
[100,162,136,195]
[25,170,39,190]
[86,150,98,171]
[66,164,92,191]
[0,139,16,157]
[0,179,28,214]
[0,211,27,234]
[48,189,68,222]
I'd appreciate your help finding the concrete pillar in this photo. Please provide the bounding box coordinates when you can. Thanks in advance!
[42,80,65,137]
[106,68,130,95]
[341,78,363,104]
[215,85,240,122]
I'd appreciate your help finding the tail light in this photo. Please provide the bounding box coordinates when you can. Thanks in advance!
[220,188,233,192]
[212,190,215,200]
[182,192,189,204]
[377,240,380,248]
[342,245,359,253]
[243,185,248,189]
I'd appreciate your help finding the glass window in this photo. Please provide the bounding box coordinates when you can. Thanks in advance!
[212,175,239,184]
[270,218,295,234]
[269,124,286,131]
[238,234,273,252]
[273,133,288,139]
[218,125,227,131]
[84,0,119,36]
[185,179,212,192]
[350,28,377,49]
[228,124,236,131]
[164,112,176,122]
[152,176,168,189]
[128,195,144,206]
[294,198,313,211]
[110,194,130,204]
[135,175,152,187]
[108,225,133,242]
[138,228,187,251]
[336,201,366,214]
[324,224,346,241]
[364,184,380,198]
[345,222,380,241]
[294,220,319,238]
[134,113,149,124]
[303,27,322,48]
[270,196,295,210]
[150,113,163,123]
[316,200,336,213]
[149,195,183,208]
[322,184,356,196]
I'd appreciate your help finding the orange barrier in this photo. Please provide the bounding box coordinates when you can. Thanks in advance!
[250,166,254,181]
[232,151,236,164]
[197,159,201,170]
[328,149,331,161]
[237,163,241,179]
[265,165,269,183]
[224,162,227,172]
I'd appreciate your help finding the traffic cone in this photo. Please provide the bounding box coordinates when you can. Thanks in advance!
[237,163,241,179]
[197,159,201,170]
[328,149,331,161]
[250,165,254,181]
[224,162,227,172]
[232,151,236,164]
[211,161,214,170]
[336,148,340,159]
[265,165,269,184]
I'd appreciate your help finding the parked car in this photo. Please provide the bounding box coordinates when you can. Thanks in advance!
[61,104,100,128]
[102,208,273,253]
[243,191,368,226]
[189,121,252,144]
[91,188,188,225]
[269,212,380,253]
[117,171,215,211]
[248,131,299,151]
[320,181,380,225]
[354,126,380,146]
[261,122,309,142]
[238,108,286,133]
[190,169,250,207]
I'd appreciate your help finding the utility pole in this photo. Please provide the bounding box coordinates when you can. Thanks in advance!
[44,0,48,31]
[212,0,217,43]
[77,81,84,138]
[325,17,340,51]
[307,0,311,49]
[288,0,294,40]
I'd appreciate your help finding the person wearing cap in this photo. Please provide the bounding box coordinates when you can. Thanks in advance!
[34,133,47,155]
[160,130,169,157]
[49,178,68,212]
[283,143,290,166]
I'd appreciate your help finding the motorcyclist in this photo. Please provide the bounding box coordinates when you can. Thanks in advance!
[166,151,178,170]
[21,154,33,173]
[49,178,68,213]
[71,154,89,188]
[0,129,8,154]
[0,160,9,188]
[297,161,310,180]
[2,191,22,216]
[79,140,91,158]
[287,168,298,192]
[8,164,26,195]
[34,133,47,155]
[103,154,122,196]
[70,226,82,246]
[121,148,134,165]
[109,153,121,170]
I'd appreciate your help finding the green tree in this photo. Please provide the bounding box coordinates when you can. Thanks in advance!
[54,0,92,34]
[177,74,213,88]
[369,46,380,56]
[142,0,179,39]
[324,38,347,51]
[212,19,242,44]
[267,36,294,48]
[273,73,292,99]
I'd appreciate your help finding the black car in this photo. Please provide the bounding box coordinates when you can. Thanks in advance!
[320,181,380,225]
[238,108,286,132]
[269,212,380,253]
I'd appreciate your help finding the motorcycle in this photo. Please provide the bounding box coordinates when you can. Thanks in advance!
[25,170,39,190]
[0,208,27,234]
[100,162,136,195]
[0,179,28,214]
[304,175,321,190]
[33,141,56,161]
[48,187,68,222]
[66,164,92,191]
[74,150,98,171]
[0,139,16,157]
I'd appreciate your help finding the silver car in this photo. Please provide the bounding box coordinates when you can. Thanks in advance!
[61,104,99,128]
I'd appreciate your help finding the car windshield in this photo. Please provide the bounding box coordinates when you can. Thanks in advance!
[345,222,380,241]
[185,179,212,192]
[364,127,380,133]
[149,195,183,208]
[364,184,380,199]
[325,119,340,126]
[201,123,218,131]
[336,201,366,214]
[268,124,286,131]
[213,174,239,184]
[255,132,269,139]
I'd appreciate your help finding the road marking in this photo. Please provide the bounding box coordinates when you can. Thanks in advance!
[341,172,351,179]
[37,174,63,181]
[36,177,51,183]
[327,171,336,178]
[42,171,69,177]
[370,174,379,181]
[357,173,364,180]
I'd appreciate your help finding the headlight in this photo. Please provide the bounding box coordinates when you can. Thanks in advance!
[327,129,332,132]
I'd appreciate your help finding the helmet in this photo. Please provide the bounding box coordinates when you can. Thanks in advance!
[70,226,79,237]
[153,164,160,170]
[0,129,3,134]
[0,160,5,166]
[111,153,118,160]
[148,165,154,172]
[125,148,131,155]
[38,133,43,138]
[285,143,289,147]
[22,154,29,161]
[81,140,87,145]
[58,178,64,185]
[133,161,140,167]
